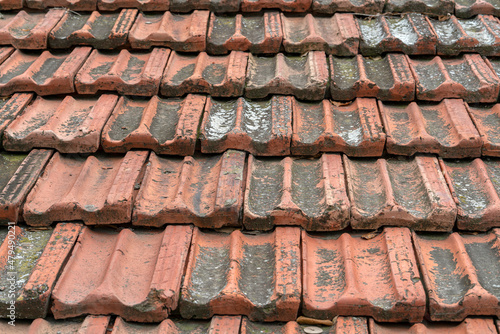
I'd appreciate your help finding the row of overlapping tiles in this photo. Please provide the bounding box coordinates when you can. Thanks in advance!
[1,149,500,231]
[2,46,500,102]
[5,9,500,57]
[1,223,499,323]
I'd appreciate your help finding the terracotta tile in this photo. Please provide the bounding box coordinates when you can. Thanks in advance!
[467,103,500,156]
[98,0,169,10]
[0,150,52,223]
[439,158,500,231]
[369,317,498,333]
[455,0,500,18]
[241,0,311,12]
[52,225,193,322]
[409,54,500,103]
[76,48,170,96]
[292,98,385,157]
[169,0,240,12]
[102,94,205,155]
[312,0,383,14]
[0,47,91,96]
[161,51,248,97]
[243,154,349,231]
[358,14,436,56]
[245,52,329,101]
[0,0,22,10]
[413,229,500,321]
[241,316,369,333]
[207,12,282,55]
[129,11,209,51]
[200,96,292,156]
[0,9,65,50]
[330,54,415,101]
[0,46,14,65]
[181,227,301,321]
[112,316,242,333]
[302,227,426,322]
[23,151,148,226]
[49,9,138,50]
[385,0,454,14]
[25,0,97,10]
[379,99,482,158]
[133,150,245,228]
[0,316,110,333]
[0,93,34,142]
[0,223,82,318]
[344,155,456,231]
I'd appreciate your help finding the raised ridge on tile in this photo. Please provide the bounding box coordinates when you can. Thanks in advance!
[467,103,500,156]
[292,98,385,157]
[0,223,82,319]
[133,150,245,228]
[49,9,138,50]
[0,46,14,65]
[25,0,97,10]
[379,99,482,158]
[369,317,498,333]
[455,0,500,18]
[51,225,193,322]
[245,52,328,101]
[358,14,436,56]
[129,11,209,51]
[241,0,311,12]
[102,94,205,155]
[439,158,500,230]
[161,51,248,97]
[0,93,33,143]
[207,12,282,55]
[413,229,500,321]
[409,54,500,102]
[0,316,111,333]
[0,0,22,10]
[3,95,117,153]
[344,155,457,231]
[312,0,384,14]
[200,96,292,156]
[0,47,91,96]
[75,48,170,96]
[330,54,415,101]
[244,154,349,231]
[241,316,369,333]
[0,9,65,50]
[302,227,426,322]
[181,227,301,321]
[112,316,242,333]
[384,0,454,15]
[98,0,169,10]
[23,151,148,226]
[0,150,53,223]
[169,0,241,12]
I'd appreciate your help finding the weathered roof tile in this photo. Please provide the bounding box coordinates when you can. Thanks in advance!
[169,0,240,12]
[0,0,22,10]
[241,0,311,12]
[467,102,500,156]
[455,0,500,18]
[0,93,33,143]
[369,317,498,333]
[97,0,168,10]
[312,0,383,14]
[25,0,97,10]
[384,0,454,15]
[241,316,369,333]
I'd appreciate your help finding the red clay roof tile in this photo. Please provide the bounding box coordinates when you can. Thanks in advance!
[243,154,349,231]
[241,316,369,333]
[24,151,148,226]
[369,317,498,333]
[384,0,454,15]
[181,227,301,321]
[3,95,118,153]
[241,0,311,12]
[379,99,482,158]
[102,94,204,155]
[207,12,282,55]
[413,229,500,321]
[292,98,385,157]
[25,0,97,10]
[312,0,383,14]
[129,11,209,51]
[98,0,169,10]
[467,102,500,156]
[0,0,22,10]
[169,0,240,12]
[51,225,193,322]
[11,316,111,333]
[302,227,426,322]
[0,223,82,318]
[455,0,500,18]
[0,46,14,64]
[200,96,292,156]
[0,93,33,142]
[133,150,245,228]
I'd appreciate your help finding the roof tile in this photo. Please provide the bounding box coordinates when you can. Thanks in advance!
[241,316,369,333]
[330,54,415,101]
[369,317,498,333]
[3,95,118,153]
[243,154,349,231]
[0,46,14,64]
[9,316,111,333]
[207,12,282,55]
[75,48,170,96]
[439,158,500,231]
[0,47,91,96]
[133,150,245,228]
[102,94,204,155]
[97,0,168,10]
[24,151,148,225]
[200,96,292,155]
[302,227,426,322]
[49,9,138,50]
[0,150,53,223]
[241,0,311,11]
[25,0,97,10]
[282,13,359,55]
[384,0,454,15]
[292,98,385,156]
[181,227,301,321]
[0,0,22,10]
[413,229,500,321]
[169,0,240,12]
[0,9,65,50]
[161,51,248,97]
[467,102,500,156]
[245,52,329,100]
[344,155,457,231]
[455,0,500,18]
[129,11,209,51]
[379,99,482,158]
[0,93,33,143]
[52,225,193,322]
[312,0,383,14]
[0,223,82,318]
